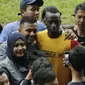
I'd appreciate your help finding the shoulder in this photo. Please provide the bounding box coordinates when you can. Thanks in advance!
[37,20,45,25]
[0,57,9,68]
[3,21,19,29]
[67,81,85,85]
[0,21,19,43]
[0,57,18,73]
[37,21,46,31]
[20,80,31,85]
[37,29,47,37]
[37,29,47,34]
[71,40,80,49]
[67,82,77,85]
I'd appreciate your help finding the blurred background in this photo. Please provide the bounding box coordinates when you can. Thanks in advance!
[0,0,85,26]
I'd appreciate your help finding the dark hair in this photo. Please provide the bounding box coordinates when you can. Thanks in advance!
[0,68,9,77]
[73,2,85,16]
[69,45,85,71]
[33,68,56,85]
[41,6,62,20]
[20,16,37,28]
[31,57,53,76]
[0,69,4,75]
[31,57,56,85]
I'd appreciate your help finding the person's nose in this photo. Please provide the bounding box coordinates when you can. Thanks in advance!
[30,31,35,37]
[18,45,22,50]
[35,10,39,16]
[52,23,56,28]
[80,17,84,22]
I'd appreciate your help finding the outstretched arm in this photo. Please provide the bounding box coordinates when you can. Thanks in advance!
[20,69,32,85]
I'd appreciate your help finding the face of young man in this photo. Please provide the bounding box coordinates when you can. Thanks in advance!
[19,22,37,44]
[21,5,40,20]
[75,9,85,31]
[44,12,61,33]
[44,78,58,85]
[0,73,10,85]
[13,39,26,57]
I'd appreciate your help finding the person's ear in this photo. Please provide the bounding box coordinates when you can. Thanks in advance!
[20,9,25,16]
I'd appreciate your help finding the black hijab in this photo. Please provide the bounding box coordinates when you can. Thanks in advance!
[6,32,29,68]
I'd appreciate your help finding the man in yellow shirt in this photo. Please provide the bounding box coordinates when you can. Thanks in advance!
[37,6,79,85]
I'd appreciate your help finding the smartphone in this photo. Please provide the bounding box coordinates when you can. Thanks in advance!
[64,51,69,67]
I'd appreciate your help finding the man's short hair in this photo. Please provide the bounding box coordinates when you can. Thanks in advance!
[31,57,56,85]
[33,68,56,85]
[31,57,53,76]
[41,6,62,20]
[72,2,85,16]
[20,16,37,27]
[69,45,85,71]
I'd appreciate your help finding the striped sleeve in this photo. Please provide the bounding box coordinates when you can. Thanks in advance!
[71,40,80,49]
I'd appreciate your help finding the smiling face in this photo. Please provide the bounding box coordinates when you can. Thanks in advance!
[19,22,37,44]
[13,39,26,57]
[0,73,10,85]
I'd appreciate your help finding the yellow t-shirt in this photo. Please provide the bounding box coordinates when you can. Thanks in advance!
[37,30,71,85]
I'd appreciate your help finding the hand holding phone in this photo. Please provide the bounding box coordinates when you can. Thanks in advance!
[63,51,69,67]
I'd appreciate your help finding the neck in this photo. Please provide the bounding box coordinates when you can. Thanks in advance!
[48,30,62,38]
[71,69,85,82]
[77,29,85,37]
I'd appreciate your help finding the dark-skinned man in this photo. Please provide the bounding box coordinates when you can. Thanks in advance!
[37,6,79,85]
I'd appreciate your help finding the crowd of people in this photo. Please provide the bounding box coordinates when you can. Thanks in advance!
[0,0,85,85]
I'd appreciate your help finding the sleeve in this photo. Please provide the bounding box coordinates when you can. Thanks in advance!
[19,79,31,85]
[71,40,80,49]
[0,24,11,43]
[37,21,46,32]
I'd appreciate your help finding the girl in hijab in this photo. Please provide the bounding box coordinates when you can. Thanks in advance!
[0,32,31,85]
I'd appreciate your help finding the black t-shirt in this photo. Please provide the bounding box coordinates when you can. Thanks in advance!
[78,36,85,46]
[67,81,85,85]
[78,36,85,76]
